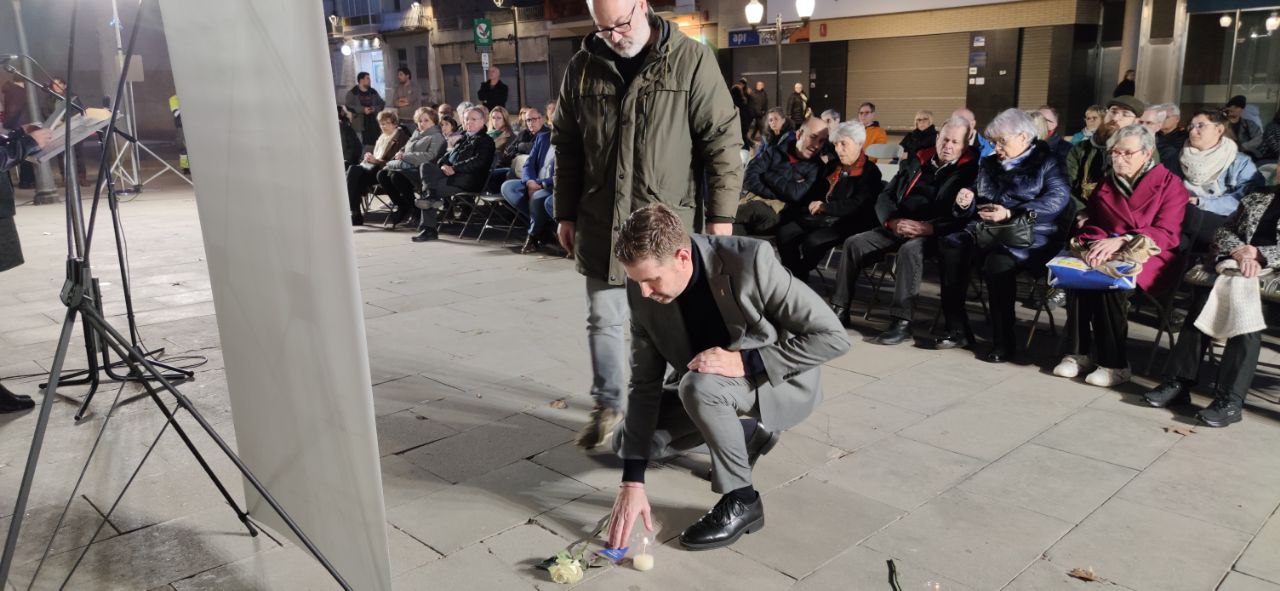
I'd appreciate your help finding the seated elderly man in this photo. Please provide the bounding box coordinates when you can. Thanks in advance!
[734,116,831,237]
[1144,186,1280,427]
[829,116,979,342]
[413,105,495,242]
[1138,105,1181,176]
[500,130,556,254]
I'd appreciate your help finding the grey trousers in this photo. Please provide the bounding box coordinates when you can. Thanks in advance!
[834,227,931,322]
[614,372,762,494]
[586,277,629,410]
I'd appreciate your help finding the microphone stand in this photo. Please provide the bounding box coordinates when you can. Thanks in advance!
[5,61,194,421]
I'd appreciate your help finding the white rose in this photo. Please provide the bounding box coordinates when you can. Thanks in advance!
[548,559,584,584]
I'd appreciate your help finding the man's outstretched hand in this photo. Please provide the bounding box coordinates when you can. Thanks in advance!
[608,484,653,550]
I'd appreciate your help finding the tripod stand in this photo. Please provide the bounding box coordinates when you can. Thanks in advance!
[0,1,350,588]
[4,66,196,422]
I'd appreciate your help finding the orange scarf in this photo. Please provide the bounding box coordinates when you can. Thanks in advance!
[825,154,867,200]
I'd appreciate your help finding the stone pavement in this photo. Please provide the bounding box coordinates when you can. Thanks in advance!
[2,180,1279,590]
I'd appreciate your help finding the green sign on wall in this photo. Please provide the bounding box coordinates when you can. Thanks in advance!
[473,18,493,49]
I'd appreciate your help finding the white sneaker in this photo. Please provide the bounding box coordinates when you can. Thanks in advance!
[1052,355,1094,378]
[1084,366,1132,388]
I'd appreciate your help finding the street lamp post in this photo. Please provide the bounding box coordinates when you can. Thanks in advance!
[744,0,813,109]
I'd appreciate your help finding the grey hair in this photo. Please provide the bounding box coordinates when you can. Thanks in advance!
[462,105,487,122]
[831,121,866,145]
[939,115,972,138]
[984,108,1040,145]
[820,109,841,121]
[1106,123,1157,153]
[1156,102,1181,120]
[1142,107,1168,124]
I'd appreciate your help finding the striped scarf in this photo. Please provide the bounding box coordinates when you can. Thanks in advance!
[1111,158,1156,198]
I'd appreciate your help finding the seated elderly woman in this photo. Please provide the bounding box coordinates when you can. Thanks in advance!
[936,108,1070,363]
[346,109,409,226]
[1052,125,1187,387]
[1180,109,1263,251]
[376,107,447,226]
[1143,186,1280,427]
[776,121,882,282]
[413,106,496,243]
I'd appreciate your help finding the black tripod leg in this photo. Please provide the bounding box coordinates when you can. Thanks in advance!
[81,311,258,538]
[72,298,105,420]
[0,308,80,582]
[77,306,351,590]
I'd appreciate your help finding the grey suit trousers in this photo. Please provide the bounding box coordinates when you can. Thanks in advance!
[614,371,763,494]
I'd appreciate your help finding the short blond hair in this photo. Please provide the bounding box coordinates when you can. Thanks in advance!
[376,109,399,125]
[615,204,690,265]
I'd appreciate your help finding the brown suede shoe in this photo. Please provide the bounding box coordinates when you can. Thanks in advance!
[575,406,623,449]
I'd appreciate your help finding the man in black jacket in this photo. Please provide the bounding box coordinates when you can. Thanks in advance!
[830,116,979,344]
[747,80,769,139]
[477,66,509,111]
[1,125,51,412]
[733,117,829,236]
[414,106,496,242]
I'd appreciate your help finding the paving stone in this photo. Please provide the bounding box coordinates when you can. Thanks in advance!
[1031,407,1182,470]
[744,431,844,492]
[811,435,986,511]
[825,339,935,378]
[896,392,1076,462]
[731,476,904,579]
[1115,447,1280,534]
[390,542,537,591]
[793,393,927,452]
[1237,510,1280,585]
[1221,572,1280,591]
[386,524,443,576]
[479,523,595,590]
[1045,498,1250,591]
[863,490,1073,589]
[852,359,994,415]
[371,373,455,417]
[794,545,973,591]
[1003,558,1139,591]
[400,412,573,484]
[375,409,458,456]
[0,498,120,569]
[957,444,1137,523]
[386,460,593,555]
[169,546,341,590]
[818,364,878,399]
[379,454,450,510]
[404,383,531,434]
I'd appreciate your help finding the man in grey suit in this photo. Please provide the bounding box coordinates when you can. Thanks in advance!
[605,204,851,551]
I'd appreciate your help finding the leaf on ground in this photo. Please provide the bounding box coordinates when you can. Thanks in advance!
[1164,425,1197,436]
[550,398,569,409]
[1067,567,1102,582]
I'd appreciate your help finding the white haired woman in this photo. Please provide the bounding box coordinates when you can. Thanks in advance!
[1052,125,1187,387]
[936,108,1071,362]
[776,121,882,281]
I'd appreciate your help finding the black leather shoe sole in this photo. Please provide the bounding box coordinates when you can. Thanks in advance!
[1197,412,1242,428]
[679,515,764,551]
[933,336,971,350]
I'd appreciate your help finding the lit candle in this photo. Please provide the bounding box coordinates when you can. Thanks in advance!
[632,553,655,571]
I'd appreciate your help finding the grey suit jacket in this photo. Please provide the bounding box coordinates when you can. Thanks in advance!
[620,234,852,460]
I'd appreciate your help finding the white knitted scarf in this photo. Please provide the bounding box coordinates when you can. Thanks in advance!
[1180,140,1237,190]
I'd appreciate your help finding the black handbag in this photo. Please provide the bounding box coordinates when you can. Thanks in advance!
[971,209,1036,250]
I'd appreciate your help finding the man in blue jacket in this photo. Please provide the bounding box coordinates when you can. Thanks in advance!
[500,131,555,254]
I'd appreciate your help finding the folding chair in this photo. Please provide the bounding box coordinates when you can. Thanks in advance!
[459,193,528,245]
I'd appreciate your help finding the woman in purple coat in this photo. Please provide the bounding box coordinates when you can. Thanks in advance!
[1053,124,1186,387]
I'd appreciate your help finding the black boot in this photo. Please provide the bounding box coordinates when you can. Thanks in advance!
[351,213,365,226]
[830,304,851,328]
[1197,393,1244,428]
[679,493,764,550]
[1144,379,1192,408]
[873,319,913,346]
[933,329,973,350]
[520,236,542,254]
[411,228,438,243]
[0,381,35,413]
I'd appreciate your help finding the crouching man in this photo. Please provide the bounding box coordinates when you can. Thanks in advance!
[606,204,851,551]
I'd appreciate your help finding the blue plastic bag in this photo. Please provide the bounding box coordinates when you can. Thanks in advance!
[1046,256,1137,290]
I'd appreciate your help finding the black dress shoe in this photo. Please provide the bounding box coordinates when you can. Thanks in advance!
[0,388,35,413]
[830,304,851,328]
[984,349,1014,364]
[933,331,972,350]
[1144,379,1192,408]
[1197,397,1243,427]
[520,236,542,254]
[411,229,438,243]
[873,319,913,346]
[746,424,779,467]
[351,214,365,226]
[679,494,764,550]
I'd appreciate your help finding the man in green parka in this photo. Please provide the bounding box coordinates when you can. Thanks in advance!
[552,0,743,449]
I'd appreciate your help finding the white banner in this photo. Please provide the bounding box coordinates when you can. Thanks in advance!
[157,1,391,588]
